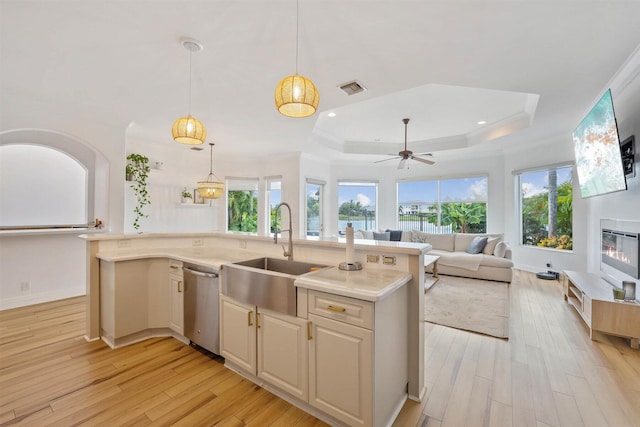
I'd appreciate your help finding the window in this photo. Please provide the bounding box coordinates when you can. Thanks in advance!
[518,165,573,250]
[265,176,281,235]
[306,179,324,237]
[397,176,488,233]
[227,178,259,233]
[337,181,377,234]
[0,144,88,228]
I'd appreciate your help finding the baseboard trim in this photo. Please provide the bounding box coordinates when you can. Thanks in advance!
[0,287,85,311]
[101,328,189,349]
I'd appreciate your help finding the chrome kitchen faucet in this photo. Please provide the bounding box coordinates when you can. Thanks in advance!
[273,202,294,261]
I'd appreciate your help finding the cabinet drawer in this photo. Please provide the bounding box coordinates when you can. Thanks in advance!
[169,260,183,275]
[308,290,373,330]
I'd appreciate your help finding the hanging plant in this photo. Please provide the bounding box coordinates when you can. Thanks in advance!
[125,153,151,230]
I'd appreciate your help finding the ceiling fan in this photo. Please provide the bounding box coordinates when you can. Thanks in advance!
[375,118,435,169]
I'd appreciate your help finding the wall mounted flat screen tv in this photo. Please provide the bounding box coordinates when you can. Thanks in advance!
[572,89,627,198]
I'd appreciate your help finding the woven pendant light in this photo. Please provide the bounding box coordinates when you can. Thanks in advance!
[274,0,319,118]
[275,75,319,118]
[172,116,206,145]
[172,39,206,145]
[197,143,225,199]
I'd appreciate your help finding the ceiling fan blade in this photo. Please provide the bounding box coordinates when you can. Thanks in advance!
[414,152,433,157]
[374,156,401,164]
[397,158,407,169]
[410,155,435,165]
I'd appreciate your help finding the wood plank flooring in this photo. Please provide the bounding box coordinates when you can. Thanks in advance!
[419,269,640,427]
[1,270,639,426]
[0,298,328,426]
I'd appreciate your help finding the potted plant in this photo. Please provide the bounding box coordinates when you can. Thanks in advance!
[181,188,193,203]
[125,153,151,230]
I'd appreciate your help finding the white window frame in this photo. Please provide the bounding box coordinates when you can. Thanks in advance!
[337,180,379,234]
[514,162,574,251]
[396,175,488,233]
[226,177,259,234]
[305,178,325,238]
[265,175,282,236]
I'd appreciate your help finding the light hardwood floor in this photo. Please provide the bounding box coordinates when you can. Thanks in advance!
[1,270,639,426]
[417,269,640,427]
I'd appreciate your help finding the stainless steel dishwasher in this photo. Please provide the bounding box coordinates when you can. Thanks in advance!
[182,263,220,355]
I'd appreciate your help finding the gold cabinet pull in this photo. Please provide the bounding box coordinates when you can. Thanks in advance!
[256,312,261,329]
[307,321,312,340]
[178,281,182,293]
[170,265,180,270]
[248,311,253,327]
[327,305,346,313]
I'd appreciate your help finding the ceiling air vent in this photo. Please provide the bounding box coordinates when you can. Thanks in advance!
[338,80,367,96]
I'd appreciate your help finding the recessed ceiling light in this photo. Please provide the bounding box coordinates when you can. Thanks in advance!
[477,120,487,125]
[328,112,336,117]
[374,138,381,142]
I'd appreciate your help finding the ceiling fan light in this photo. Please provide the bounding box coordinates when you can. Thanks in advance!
[275,75,319,118]
[172,116,206,145]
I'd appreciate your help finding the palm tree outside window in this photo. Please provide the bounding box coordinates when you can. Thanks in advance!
[518,165,573,250]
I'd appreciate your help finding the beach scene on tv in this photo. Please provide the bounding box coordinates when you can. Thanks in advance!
[572,89,627,198]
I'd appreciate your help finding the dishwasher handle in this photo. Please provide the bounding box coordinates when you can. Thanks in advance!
[182,267,219,278]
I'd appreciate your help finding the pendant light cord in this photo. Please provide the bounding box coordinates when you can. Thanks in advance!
[209,143,214,175]
[295,0,299,75]
[188,50,193,116]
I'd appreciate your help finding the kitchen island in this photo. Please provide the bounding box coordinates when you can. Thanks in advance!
[81,232,429,425]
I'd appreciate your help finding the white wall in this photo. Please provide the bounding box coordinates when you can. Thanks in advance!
[0,128,113,309]
[0,144,87,226]
[125,134,302,236]
[0,233,86,310]
[503,136,589,273]
[586,51,640,287]
[503,47,640,275]
[125,135,220,233]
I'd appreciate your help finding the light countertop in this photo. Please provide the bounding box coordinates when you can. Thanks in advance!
[295,267,412,302]
[83,231,431,256]
[95,247,261,271]
[97,247,412,301]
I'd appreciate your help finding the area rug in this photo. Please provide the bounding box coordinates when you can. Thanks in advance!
[425,276,509,339]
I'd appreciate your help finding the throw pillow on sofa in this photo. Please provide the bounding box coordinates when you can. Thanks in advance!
[359,230,374,240]
[482,237,501,255]
[494,241,508,258]
[465,236,488,254]
[411,231,429,243]
[385,229,403,242]
[373,231,391,241]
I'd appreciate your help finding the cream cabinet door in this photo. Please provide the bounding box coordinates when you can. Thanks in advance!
[308,313,373,427]
[220,294,256,373]
[169,274,184,335]
[257,308,309,401]
[148,260,171,329]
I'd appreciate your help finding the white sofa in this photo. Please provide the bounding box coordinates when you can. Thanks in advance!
[357,230,513,283]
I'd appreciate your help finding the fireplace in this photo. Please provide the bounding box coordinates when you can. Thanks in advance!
[602,229,640,279]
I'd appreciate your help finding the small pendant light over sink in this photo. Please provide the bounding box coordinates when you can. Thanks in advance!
[172,39,207,145]
[274,0,319,118]
[197,143,225,199]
